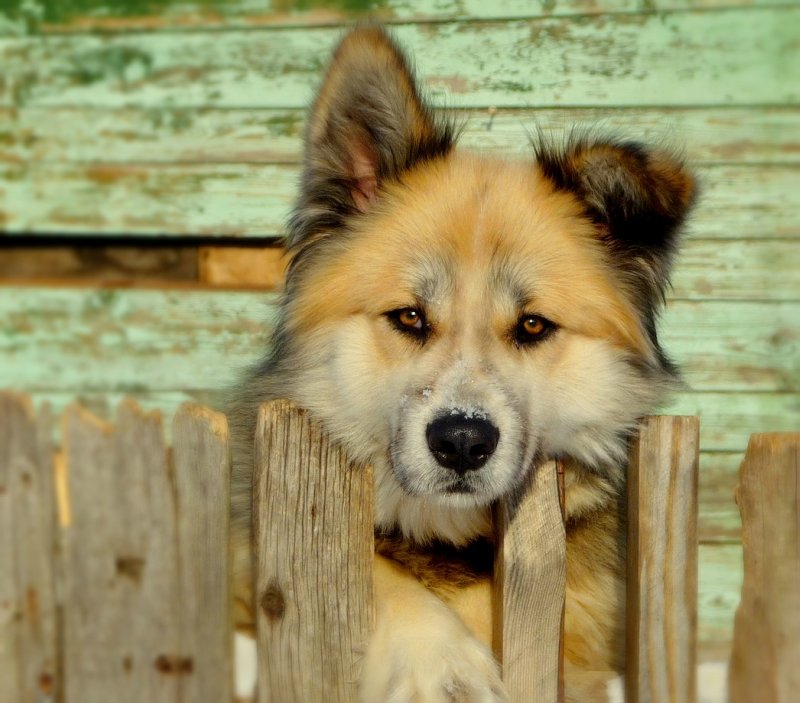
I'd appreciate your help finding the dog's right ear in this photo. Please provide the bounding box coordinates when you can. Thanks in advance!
[287,26,455,251]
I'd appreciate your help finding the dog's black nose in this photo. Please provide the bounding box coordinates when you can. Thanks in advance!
[426,413,500,474]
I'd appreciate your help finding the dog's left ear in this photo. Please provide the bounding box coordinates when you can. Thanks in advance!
[288,25,455,251]
[537,138,697,308]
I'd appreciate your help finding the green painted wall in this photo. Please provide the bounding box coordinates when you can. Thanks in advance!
[0,0,798,661]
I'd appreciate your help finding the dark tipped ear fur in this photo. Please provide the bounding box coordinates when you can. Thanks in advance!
[287,25,456,255]
[536,135,696,362]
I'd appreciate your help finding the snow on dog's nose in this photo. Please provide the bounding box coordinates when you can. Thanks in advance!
[426,413,500,475]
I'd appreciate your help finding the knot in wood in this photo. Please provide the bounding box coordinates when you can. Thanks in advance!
[154,654,193,675]
[260,581,286,622]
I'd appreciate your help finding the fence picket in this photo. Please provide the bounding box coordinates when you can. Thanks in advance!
[0,393,58,703]
[172,403,233,703]
[493,459,566,702]
[626,415,700,703]
[729,433,800,702]
[253,399,374,703]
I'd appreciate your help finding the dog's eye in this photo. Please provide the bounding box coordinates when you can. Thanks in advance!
[386,307,428,340]
[514,314,556,346]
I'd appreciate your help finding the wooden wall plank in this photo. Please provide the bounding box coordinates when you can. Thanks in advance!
[728,433,800,702]
[493,459,565,700]
[1,0,792,35]
[0,247,198,282]
[3,162,797,240]
[61,401,180,703]
[3,106,799,166]
[2,10,796,110]
[172,404,233,703]
[198,247,285,288]
[253,400,373,703]
[0,393,58,703]
[626,416,699,703]
[0,290,796,394]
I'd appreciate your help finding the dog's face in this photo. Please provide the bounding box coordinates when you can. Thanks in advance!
[269,27,695,537]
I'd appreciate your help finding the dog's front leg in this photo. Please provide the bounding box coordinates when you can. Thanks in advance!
[360,554,507,703]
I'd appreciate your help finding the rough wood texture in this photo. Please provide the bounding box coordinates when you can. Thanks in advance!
[3,106,799,166]
[172,404,233,703]
[61,400,180,703]
[253,399,373,703]
[3,162,798,241]
[626,416,700,703]
[0,247,198,282]
[0,393,58,703]
[2,11,796,109]
[1,0,788,35]
[493,459,566,701]
[198,247,285,289]
[729,433,800,702]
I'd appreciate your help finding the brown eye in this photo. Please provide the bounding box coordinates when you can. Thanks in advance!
[515,314,555,346]
[386,307,428,340]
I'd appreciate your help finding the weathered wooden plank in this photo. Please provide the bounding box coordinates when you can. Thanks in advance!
[697,542,742,663]
[1,0,793,35]
[493,459,565,700]
[3,162,797,240]
[626,416,699,703]
[729,433,800,702]
[3,106,799,165]
[172,404,233,703]
[198,246,285,288]
[0,246,198,281]
[61,400,180,703]
[0,393,58,703]
[1,10,797,109]
[253,399,373,703]
[1,290,796,394]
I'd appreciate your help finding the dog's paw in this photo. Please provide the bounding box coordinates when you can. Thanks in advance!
[359,596,506,703]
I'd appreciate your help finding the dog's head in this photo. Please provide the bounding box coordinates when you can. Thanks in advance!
[271,26,696,537]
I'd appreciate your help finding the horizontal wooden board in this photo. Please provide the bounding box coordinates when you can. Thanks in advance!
[2,237,797,304]
[697,543,742,663]
[0,288,797,438]
[0,246,198,280]
[2,10,797,109]
[1,1,792,35]
[2,162,798,240]
[3,106,799,166]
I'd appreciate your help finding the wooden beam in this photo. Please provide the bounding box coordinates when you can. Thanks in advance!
[253,400,373,703]
[729,433,800,702]
[626,415,700,703]
[198,247,286,290]
[493,459,566,702]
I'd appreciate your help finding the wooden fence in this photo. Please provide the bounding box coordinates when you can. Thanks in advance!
[1,391,798,702]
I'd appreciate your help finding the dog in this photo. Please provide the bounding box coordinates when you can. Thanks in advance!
[228,25,696,702]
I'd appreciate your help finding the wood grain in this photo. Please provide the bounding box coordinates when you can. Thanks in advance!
[0,247,198,282]
[626,416,700,703]
[729,433,800,702]
[0,290,797,396]
[2,11,796,110]
[172,404,233,703]
[253,399,373,703]
[60,400,181,703]
[0,392,58,703]
[493,459,566,702]
[3,106,799,166]
[1,0,790,35]
[198,247,286,289]
[3,162,799,241]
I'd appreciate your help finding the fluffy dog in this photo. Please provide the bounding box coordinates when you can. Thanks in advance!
[229,25,695,703]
